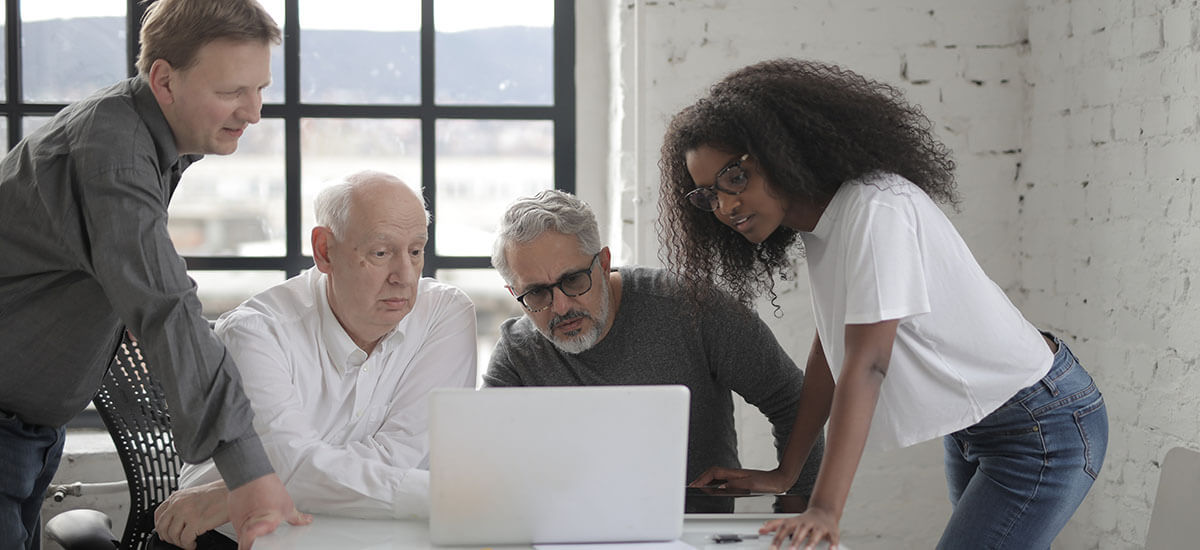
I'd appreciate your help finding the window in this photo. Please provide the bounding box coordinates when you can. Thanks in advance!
[2,0,574,422]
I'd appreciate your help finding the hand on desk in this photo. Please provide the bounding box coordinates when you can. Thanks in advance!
[689,466,793,494]
[760,507,840,550]
[228,473,313,549]
[155,480,230,549]
[155,475,313,548]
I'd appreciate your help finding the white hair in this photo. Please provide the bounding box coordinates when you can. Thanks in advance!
[314,170,429,239]
[491,190,602,284]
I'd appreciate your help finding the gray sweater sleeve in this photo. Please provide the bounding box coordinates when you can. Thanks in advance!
[700,291,824,495]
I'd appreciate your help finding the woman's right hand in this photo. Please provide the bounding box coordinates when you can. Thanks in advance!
[688,466,793,494]
[760,507,840,550]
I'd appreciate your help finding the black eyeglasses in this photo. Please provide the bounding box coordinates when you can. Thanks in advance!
[511,253,601,313]
[684,153,751,211]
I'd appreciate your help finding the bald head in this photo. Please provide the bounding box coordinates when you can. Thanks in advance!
[315,170,429,241]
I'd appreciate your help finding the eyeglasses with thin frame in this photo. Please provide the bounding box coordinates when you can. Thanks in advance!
[510,253,601,313]
[684,153,751,211]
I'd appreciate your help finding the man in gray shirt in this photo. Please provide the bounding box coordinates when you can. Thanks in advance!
[0,1,307,547]
[485,190,824,510]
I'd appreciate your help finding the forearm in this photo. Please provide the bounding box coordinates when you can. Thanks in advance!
[138,307,270,487]
[82,167,269,486]
[806,363,884,517]
[110,254,270,487]
[274,444,428,518]
[772,332,835,484]
[775,371,833,483]
[210,436,273,489]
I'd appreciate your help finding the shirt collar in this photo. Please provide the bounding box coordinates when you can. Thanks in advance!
[130,76,203,172]
[314,271,407,374]
[808,181,849,239]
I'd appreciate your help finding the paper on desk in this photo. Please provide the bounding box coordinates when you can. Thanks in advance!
[534,540,695,550]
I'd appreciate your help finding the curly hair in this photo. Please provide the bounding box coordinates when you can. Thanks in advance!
[658,58,957,306]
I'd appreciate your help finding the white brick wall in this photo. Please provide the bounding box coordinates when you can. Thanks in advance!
[615,0,1200,547]
[1024,0,1200,547]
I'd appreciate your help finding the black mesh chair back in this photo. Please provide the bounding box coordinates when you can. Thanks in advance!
[92,333,183,550]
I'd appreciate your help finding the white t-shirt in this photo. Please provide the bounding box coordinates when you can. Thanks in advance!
[799,172,1051,451]
[179,267,477,531]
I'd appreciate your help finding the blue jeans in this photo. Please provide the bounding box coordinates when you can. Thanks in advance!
[939,334,1107,550]
[0,410,65,550]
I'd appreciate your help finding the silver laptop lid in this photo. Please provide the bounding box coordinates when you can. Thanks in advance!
[429,385,690,545]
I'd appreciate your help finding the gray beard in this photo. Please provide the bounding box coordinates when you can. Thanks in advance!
[540,279,611,354]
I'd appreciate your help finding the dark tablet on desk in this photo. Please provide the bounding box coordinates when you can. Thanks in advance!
[685,487,809,514]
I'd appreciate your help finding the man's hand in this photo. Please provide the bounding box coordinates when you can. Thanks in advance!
[688,466,793,494]
[154,480,231,549]
[227,473,312,549]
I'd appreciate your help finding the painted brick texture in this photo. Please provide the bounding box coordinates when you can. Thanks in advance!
[620,0,1199,548]
[1023,1,1200,547]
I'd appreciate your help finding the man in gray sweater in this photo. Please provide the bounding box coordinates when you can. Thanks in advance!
[485,190,823,509]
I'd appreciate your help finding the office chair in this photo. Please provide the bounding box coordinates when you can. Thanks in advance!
[1145,446,1200,550]
[46,333,183,550]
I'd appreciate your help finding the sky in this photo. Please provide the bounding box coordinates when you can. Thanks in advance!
[18,0,554,32]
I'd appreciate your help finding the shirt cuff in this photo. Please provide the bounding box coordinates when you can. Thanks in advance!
[211,434,275,489]
[392,469,430,519]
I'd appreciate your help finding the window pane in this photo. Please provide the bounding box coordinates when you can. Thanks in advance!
[436,268,524,388]
[435,120,552,256]
[299,0,420,104]
[21,1,126,103]
[169,120,286,256]
[300,118,421,254]
[258,0,286,104]
[191,270,286,319]
[22,116,52,138]
[0,10,6,103]
[435,0,553,105]
[0,119,6,149]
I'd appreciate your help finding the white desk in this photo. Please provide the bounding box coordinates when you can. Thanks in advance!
[255,514,845,550]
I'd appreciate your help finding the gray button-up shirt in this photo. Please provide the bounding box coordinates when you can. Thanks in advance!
[0,76,271,488]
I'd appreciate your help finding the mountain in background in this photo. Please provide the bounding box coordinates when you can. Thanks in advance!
[14,18,553,105]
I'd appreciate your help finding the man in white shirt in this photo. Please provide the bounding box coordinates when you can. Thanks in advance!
[152,170,477,549]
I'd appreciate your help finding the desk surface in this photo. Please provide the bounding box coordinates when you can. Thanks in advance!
[255,514,845,550]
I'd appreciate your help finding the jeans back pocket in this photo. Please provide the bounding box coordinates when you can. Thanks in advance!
[1073,394,1108,480]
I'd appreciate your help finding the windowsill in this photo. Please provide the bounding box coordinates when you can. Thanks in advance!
[64,428,117,455]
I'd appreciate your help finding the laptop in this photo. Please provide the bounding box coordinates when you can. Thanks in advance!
[428,385,691,545]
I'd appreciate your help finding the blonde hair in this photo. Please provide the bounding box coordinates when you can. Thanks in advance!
[137,0,280,75]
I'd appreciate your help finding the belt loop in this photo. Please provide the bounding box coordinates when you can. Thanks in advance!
[1040,374,1059,396]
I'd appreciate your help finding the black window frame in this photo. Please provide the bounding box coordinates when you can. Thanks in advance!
[2,0,575,429]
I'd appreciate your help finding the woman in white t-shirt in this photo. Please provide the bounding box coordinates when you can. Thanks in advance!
[658,58,1107,550]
